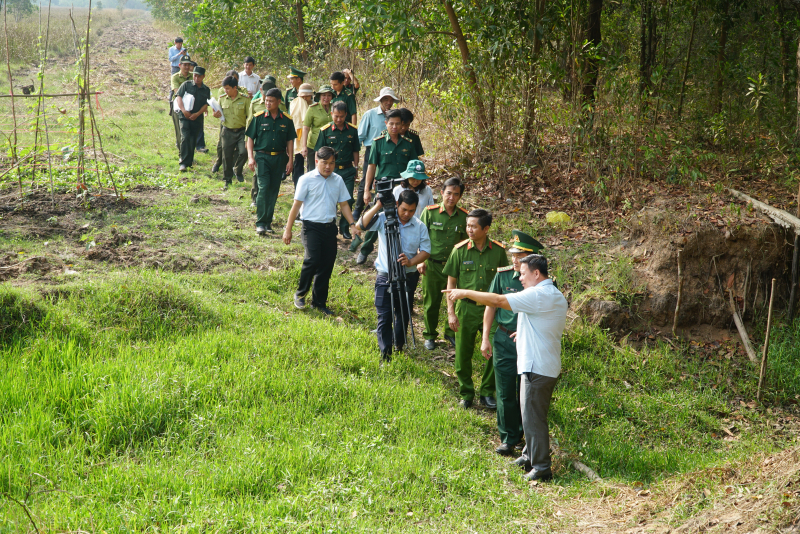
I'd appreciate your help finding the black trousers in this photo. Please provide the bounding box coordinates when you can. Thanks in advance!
[375,271,420,356]
[306,149,316,172]
[178,115,203,167]
[292,153,305,189]
[353,145,371,218]
[296,221,338,308]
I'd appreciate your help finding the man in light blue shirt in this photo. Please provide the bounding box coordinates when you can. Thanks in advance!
[359,189,430,362]
[168,37,187,74]
[444,254,567,483]
[353,87,400,221]
[284,146,360,315]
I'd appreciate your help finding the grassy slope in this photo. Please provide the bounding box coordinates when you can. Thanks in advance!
[1,10,800,534]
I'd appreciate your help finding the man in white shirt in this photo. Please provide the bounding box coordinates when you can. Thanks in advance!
[444,254,567,482]
[283,146,360,315]
[238,56,261,97]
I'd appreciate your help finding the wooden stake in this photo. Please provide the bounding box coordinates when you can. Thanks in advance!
[673,250,684,337]
[3,2,20,195]
[757,278,777,401]
[728,290,758,364]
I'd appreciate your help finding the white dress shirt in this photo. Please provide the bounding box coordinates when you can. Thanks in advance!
[294,169,351,223]
[505,279,568,378]
[238,71,261,96]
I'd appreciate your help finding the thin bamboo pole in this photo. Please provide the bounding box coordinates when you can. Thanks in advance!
[3,2,20,195]
[40,0,55,203]
[757,278,777,402]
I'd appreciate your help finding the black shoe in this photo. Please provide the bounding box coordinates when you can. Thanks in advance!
[196,147,209,153]
[512,456,532,471]
[313,305,335,316]
[223,181,230,191]
[264,225,274,234]
[523,469,553,482]
[341,227,352,240]
[445,335,456,348]
[480,396,497,410]
[356,252,368,265]
[211,162,221,173]
[236,174,244,183]
[294,294,305,309]
[424,339,436,350]
[458,399,472,410]
[495,443,517,456]
[380,351,392,364]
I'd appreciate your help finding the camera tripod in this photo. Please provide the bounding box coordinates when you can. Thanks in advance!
[375,179,417,351]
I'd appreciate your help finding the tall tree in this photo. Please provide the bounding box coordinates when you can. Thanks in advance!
[582,0,603,105]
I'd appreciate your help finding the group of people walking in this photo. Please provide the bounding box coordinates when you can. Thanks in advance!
[166,41,569,482]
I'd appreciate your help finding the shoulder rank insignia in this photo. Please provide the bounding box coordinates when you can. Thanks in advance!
[409,128,419,135]
[401,135,412,143]
[283,112,292,119]
[497,265,514,273]
[320,123,332,130]
[427,204,440,210]
[458,206,469,214]
[491,239,506,249]
[253,110,265,117]
[310,102,319,107]
[373,132,386,141]
[347,122,357,129]
[454,238,470,249]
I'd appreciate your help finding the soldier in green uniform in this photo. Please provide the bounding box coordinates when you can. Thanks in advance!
[212,75,251,189]
[356,108,419,264]
[174,65,211,172]
[329,71,358,125]
[443,209,509,410]
[481,230,544,455]
[247,76,287,205]
[398,108,424,157]
[285,66,306,108]
[169,56,193,151]
[418,177,468,350]
[246,87,296,235]
[314,101,361,239]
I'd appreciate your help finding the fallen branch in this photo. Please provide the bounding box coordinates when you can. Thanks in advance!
[572,459,602,481]
[0,256,45,270]
[728,290,758,364]
[727,188,800,234]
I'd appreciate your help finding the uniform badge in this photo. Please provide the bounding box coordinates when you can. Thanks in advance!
[415,164,423,172]
[432,222,443,226]
[463,260,474,265]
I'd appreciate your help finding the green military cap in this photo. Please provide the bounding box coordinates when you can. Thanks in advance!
[191,66,206,76]
[179,55,193,64]
[316,84,334,96]
[400,159,427,181]
[508,229,544,254]
[261,75,277,91]
[287,66,307,79]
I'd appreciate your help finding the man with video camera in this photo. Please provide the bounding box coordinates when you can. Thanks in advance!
[358,187,430,364]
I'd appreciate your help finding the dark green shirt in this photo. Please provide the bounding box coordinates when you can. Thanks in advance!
[285,87,298,108]
[368,133,418,181]
[419,203,468,262]
[443,238,509,293]
[406,129,425,156]
[488,266,523,329]
[245,110,297,153]
[314,122,361,166]
[176,80,211,114]
[331,88,357,123]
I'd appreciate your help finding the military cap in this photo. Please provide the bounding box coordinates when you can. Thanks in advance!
[179,55,193,64]
[287,66,307,79]
[261,75,277,91]
[190,66,206,76]
[400,159,427,181]
[316,84,334,96]
[508,229,544,254]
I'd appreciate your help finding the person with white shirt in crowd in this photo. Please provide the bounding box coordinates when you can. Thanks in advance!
[238,56,261,98]
[444,253,567,483]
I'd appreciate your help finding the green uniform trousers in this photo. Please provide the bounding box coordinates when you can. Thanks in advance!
[255,152,287,228]
[494,327,523,445]
[422,260,455,340]
[172,110,182,149]
[455,300,496,401]
[220,126,247,183]
[337,166,357,235]
[360,230,378,255]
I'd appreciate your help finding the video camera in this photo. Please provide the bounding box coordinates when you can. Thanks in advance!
[375,178,399,226]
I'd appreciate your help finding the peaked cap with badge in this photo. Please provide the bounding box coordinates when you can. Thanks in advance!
[507,229,544,254]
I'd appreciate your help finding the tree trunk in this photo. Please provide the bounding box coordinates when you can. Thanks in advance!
[796,35,800,137]
[777,0,791,109]
[582,0,603,105]
[442,0,489,145]
[523,0,547,153]
[677,1,698,119]
[713,0,729,114]
[296,1,307,63]
[639,0,656,93]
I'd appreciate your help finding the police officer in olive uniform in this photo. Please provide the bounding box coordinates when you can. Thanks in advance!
[356,108,419,264]
[213,75,251,189]
[481,230,544,455]
[443,209,509,410]
[418,177,468,350]
[246,87,296,235]
[285,66,306,108]
[314,101,361,239]
[169,55,194,151]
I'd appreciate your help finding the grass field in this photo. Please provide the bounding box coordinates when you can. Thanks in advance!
[2,10,800,534]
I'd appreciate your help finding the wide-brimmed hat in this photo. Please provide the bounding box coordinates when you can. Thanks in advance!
[179,55,193,64]
[298,83,314,96]
[316,84,334,96]
[400,159,427,181]
[191,66,206,76]
[287,66,307,79]
[374,86,400,102]
[508,229,544,254]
